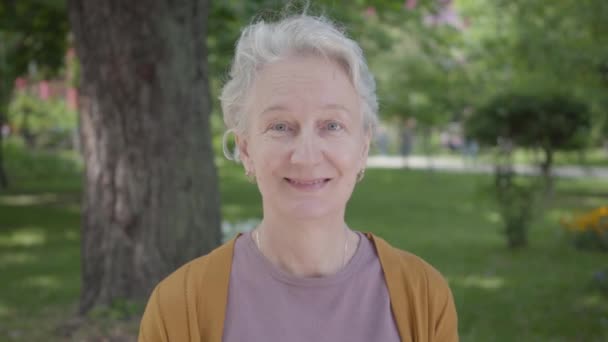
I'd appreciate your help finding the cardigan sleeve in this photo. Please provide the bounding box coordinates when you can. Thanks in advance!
[426,266,459,342]
[137,239,236,342]
[138,264,193,342]
[139,285,169,342]
[370,233,459,342]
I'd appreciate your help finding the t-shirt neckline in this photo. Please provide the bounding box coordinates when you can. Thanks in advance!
[243,230,367,287]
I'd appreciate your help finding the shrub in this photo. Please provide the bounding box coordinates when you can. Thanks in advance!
[7,93,77,149]
[493,168,540,249]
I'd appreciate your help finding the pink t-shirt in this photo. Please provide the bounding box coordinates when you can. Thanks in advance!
[222,231,401,341]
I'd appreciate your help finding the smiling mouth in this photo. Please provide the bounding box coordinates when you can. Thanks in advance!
[284,177,331,189]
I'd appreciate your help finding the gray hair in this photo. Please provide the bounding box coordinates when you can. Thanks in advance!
[220,14,379,160]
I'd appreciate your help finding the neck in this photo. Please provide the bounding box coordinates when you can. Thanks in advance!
[254,214,359,277]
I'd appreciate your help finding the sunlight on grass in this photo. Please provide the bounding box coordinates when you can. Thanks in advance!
[484,211,501,224]
[0,227,46,247]
[63,203,81,214]
[578,294,608,310]
[455,202,477,214]
[454,274,506,290]
[0,302,11,317]
[222,201,261,220]
[0,193,61,206]
[22,275,61,289]
[63,230,79,241]
[0,252,36,266]
[222,204,247,218]
[214,156,227,167]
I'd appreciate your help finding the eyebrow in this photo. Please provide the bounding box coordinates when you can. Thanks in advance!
[260,105,289,116]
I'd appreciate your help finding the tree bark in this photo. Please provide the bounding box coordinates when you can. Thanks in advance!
[68,0,221,314]
[541,147,554,196]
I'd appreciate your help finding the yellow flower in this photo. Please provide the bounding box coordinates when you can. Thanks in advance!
[561,207,608,234]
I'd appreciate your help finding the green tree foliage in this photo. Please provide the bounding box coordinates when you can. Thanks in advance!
[0,0,68,81]
[366,1,472,125]
[468,92,590,151]
[7,93,77,149]
[458,0,608,140]
[466,91,591,193]
[206,0,463,126]
[0,0,69,187]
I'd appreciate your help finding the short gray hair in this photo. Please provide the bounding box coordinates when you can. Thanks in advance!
[220,14,378,160]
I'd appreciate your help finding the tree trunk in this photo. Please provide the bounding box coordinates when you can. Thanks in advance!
[541,147,554,196]
[421,125,434,172]
[68,0,221,314]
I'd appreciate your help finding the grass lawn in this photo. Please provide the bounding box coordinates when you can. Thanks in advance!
[1,145,608,341]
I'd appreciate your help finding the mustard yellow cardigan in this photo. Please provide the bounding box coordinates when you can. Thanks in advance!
[139,233,459,342]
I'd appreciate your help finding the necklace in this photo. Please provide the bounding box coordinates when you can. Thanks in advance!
[254,227,349,268]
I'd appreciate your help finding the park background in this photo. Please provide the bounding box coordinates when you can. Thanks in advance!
[1,0,607,341]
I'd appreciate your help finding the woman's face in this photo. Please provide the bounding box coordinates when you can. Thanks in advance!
[238,54,370,220]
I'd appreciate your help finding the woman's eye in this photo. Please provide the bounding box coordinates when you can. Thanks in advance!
[271,123,289,132]
[326,121,343,131]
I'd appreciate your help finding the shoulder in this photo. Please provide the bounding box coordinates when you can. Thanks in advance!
[368,232,452,297]
[397,246,450,289]
[153,236,234,302]
[139,238,235,341]
[368,233,459,341]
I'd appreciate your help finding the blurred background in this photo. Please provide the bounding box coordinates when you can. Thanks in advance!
[0,0,607,340]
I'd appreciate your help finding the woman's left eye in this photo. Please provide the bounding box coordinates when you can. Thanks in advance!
[325,121,343,131]
[270,122,289,132]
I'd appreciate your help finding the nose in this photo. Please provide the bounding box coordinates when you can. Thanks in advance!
[290,128,323,165]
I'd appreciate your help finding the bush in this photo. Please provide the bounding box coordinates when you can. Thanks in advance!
[7,93,77,149]
[493,169,540,248]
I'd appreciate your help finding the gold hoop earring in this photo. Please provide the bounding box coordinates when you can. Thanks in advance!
[356,169,365,182]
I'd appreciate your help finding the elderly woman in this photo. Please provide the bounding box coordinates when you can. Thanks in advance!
[139,14,458,342]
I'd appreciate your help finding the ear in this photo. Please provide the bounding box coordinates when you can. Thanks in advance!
[235,134,254,173]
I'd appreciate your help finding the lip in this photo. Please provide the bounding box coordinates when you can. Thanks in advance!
[284,177,331,191]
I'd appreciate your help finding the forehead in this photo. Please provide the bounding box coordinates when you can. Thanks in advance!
[246,55,360,118]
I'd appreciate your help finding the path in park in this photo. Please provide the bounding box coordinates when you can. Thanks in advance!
[367,155,608,179]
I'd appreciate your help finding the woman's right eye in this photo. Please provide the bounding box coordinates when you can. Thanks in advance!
[270,122,289,132]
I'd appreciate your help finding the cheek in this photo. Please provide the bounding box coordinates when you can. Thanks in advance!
[249,141,287,172]
[347,135,368,156]
[332,143,366,172]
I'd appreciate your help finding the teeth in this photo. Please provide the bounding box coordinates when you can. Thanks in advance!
[289,179,325,185]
